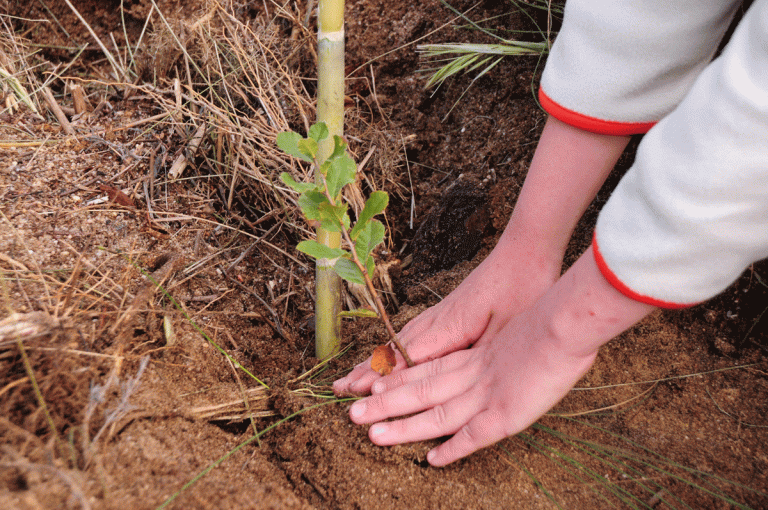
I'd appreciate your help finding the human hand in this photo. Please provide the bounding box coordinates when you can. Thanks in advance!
[333,245,559,396]
[335,117,632,398]
[346,300,597,466]
[342,248,656,466]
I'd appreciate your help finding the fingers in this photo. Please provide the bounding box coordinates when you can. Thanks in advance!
[333,353,410,396]
[370,349,475,395]
[333,309,472,397]
[350,351,478,424]
[426,409,510,467]
[399,309,478,362]
[332,360,377,396]
[366,387,486,446]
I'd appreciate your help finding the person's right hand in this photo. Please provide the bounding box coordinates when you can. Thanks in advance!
[342,246,657,466]
[333,242,560,396]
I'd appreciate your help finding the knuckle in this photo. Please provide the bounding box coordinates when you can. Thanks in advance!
[366,393,386,414]
[460,411,504,449]
[431,403,449,430]
[413,377,434,405]
[427,356,444,377]
[387,370,408,389]
[458,422,481,445]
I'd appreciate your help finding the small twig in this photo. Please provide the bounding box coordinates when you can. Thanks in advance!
[42,86,75,135]
[550,382,659,418]
[168,122,208,179]
[0,311,60,346]
[646,489,666,508]
[222,357,263,436]
[184,386,272,421]
[418,282,443,301]
[70,83,91,114]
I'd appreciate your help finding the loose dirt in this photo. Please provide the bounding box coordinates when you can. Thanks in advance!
[1,1,767,509]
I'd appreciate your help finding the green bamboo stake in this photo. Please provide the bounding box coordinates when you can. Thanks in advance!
[314,0,345,359]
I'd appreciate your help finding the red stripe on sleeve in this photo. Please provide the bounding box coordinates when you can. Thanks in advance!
[592,235,696,310]
[539,89,656,136]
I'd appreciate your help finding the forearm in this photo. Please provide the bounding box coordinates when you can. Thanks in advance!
[497,116,630,268]
[541,245,656,360]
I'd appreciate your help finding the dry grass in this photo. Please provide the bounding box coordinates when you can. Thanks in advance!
[0,0,405,498]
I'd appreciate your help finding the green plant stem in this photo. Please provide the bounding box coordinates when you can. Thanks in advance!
[314,0,346,360]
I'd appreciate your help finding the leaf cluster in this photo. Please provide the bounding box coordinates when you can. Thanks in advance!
[278,123,389,288]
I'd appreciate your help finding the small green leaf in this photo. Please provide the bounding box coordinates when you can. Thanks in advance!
[296,240,346,260]
[317,202,351,232]
[326,155,357,199]
[339,309,379,319]
[318,160,331,178]
[354,219,386,262]
[329,135,348,160]
[334,258,365,285]
[350,191,389,240]
[297,138,319,161]
[298,191,328,221]
[366,254,375,278]
[277,131,312,162]
[367,219,386,252]
[354,223,370,261]
[308,122,329,143]
[280,172,317,193]
[360,191,389,222]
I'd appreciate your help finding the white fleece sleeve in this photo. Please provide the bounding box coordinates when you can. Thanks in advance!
[540,0,741,135]
[594,0,768,307]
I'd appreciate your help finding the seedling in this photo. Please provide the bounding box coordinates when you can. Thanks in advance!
[278,123,413,371]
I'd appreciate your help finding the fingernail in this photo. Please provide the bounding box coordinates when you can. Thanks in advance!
[350,400,366,419]
[371,380,384,394]
[370,423,388,438]
[427,449,437,464]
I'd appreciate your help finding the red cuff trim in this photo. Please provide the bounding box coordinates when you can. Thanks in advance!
[592,235,696,310]
[539,89,656,136]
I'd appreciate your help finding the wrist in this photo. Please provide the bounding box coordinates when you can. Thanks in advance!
[492,226,563,279]
[542,246,656,358]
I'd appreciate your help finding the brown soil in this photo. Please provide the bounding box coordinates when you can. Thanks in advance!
[1,1,767,509]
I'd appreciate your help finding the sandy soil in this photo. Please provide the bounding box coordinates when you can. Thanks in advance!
[1,0,767,508]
